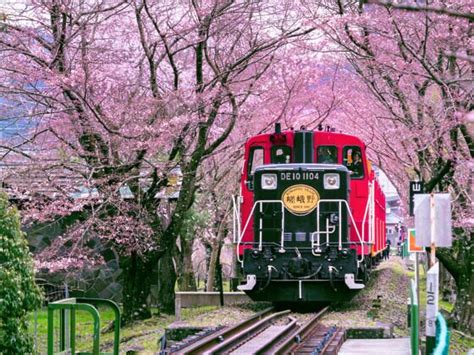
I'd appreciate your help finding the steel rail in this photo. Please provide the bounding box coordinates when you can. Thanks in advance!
[271,306,329,354]
[176,307,275,355]
[204,309,291,354]
[250,316,298,354]
[319,327,340,354]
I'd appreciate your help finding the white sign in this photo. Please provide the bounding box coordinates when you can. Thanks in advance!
[414,194,452,247]
[426,262,439,337]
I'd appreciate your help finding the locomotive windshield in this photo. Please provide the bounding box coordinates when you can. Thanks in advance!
[271,145,291,164]
[247,146,264,190]
[317,145,338,164]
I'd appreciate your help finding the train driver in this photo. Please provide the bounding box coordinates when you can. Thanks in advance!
[348,150,363,177]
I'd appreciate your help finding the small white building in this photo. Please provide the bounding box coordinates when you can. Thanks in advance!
[386,195,403,247]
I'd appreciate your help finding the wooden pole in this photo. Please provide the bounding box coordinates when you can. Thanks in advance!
[415,252,421,350]
[429,193,436,267]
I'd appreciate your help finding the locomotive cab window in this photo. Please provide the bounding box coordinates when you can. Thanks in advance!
[271,145,291,164]
[247,146,264,189]
[343,146,364,179]
[317,146,338,164]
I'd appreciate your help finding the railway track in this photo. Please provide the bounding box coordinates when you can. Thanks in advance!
[170,305,345,355]
[169,306,276,354]
[271,307,345,354]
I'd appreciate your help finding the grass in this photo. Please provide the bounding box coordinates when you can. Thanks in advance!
[450,330,474,354]
[29,306,119,353]
[29,305,218,353]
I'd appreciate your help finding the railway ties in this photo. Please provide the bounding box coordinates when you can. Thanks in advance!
[170,307,277,354]
[228,318,297,354]
[289,324,346,355]
[170,305,345,355]
[269,306,345,355]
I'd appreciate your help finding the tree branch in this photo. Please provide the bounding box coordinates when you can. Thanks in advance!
[365,0,474,21]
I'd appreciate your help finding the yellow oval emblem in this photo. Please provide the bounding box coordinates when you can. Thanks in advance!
[282,184,320,215]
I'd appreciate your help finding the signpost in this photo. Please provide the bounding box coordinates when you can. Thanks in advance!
[408,228,423,253]
[413,193,452,354]
[409,181,424,216]
[426,263,440,353]
[408,228,422,353]
[414,194,452,249]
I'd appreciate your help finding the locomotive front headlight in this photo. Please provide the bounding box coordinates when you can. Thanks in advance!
[261,173,277,190]
[324,173,340,190]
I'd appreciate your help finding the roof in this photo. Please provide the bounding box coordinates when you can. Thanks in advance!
[386,211,402,225]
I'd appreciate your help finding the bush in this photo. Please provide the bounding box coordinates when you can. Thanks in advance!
[0,192,42,353]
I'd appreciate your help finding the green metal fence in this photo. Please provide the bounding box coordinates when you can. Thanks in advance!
[47,298,120,355]
[409,279,419,355]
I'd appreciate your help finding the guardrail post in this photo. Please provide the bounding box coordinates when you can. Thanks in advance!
[47,307,54,355]
[59,308,66,351]
[409,279,419,355]
[406,297,411,328]
[70,308,76,354]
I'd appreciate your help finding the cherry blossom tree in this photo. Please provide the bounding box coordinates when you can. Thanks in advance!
[300,0,472,330]
[0,0,317,319]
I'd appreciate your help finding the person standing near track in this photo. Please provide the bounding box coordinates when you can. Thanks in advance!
[384,239,391,260]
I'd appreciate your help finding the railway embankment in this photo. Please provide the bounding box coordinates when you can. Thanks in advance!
[320,256,410,337]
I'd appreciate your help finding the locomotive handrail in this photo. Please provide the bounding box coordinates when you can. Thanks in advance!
[232,195,241,244]
[361,182,371,246]
[235,184,377,268]
[236,199,285,265]
[236,198,370,267]
[311,199,365,267]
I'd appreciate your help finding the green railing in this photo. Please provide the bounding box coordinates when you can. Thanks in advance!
[433,312,450,355]
[409,279,419,355]
[47,298,120,355]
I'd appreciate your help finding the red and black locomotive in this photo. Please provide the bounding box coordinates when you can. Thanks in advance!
[233,124,386,303]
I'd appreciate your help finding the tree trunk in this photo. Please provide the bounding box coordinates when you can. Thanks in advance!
[206,213,229,292]
[203,243,212,289]
[121,252,154,324]
[215,241,224,304]
[436,231,473,333]
[157,250,177,314]
[452,272,474,333]
[177,237,197,291]
[206,242,219,292]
